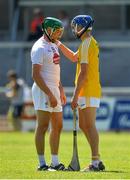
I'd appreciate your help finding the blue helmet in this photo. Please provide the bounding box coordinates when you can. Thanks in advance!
[71,15,94,38]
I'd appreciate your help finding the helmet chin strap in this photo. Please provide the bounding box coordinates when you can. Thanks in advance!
[74,24,85,38]
[44,28,55,42]
[44,27,63,43]
[76,20,94,38]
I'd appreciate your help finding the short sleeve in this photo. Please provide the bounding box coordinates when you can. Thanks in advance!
[80,37,91,64]
[31,47,44,65]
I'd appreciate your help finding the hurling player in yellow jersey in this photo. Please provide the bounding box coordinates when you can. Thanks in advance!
[55,15,105,171]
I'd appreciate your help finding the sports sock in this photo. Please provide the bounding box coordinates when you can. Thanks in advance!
[51,154,59,166]
[38,154,46,167]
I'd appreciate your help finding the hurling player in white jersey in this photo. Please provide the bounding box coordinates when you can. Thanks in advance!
[31,17,66,171]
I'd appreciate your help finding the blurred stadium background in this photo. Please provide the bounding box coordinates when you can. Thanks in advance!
[0,0,130,132]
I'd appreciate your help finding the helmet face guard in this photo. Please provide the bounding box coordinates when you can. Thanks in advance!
[42,17,64,42]
[71,15,94,38]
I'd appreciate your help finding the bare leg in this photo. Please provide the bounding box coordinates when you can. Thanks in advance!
[49,112,63,155]
[79,107,99,160]
[35,110,50,155]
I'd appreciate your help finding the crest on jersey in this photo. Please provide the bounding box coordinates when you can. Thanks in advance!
[51,47,60,64]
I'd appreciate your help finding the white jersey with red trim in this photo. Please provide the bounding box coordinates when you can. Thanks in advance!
[31,36,60,86]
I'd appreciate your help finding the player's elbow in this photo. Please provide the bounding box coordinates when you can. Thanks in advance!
[32,71,40,82]
[32,70,35,80]
[72,53,78,62]
[81,69,87,78]
[32,64,42,81]
[81,73,87,82]
[80,64,87,80]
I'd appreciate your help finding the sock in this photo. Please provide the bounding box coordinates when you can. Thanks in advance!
[38,154,46,167]
[92,160,100,168]
[51,154,59,166]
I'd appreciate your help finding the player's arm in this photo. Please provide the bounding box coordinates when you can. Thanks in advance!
[71,39,90,109]
[59,81,66,105]
[71,64,88,109]
[32,64,57,107]
[55,40,78,62]
[74,64,87,96]
[32,64,51,96]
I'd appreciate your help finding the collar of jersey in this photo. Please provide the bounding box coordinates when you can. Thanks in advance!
[82,35,92,42]
[42,35,52,44]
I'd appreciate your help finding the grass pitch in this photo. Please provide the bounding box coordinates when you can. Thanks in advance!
[0,131,130,179]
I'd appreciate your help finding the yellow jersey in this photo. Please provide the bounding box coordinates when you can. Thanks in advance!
[75,36,101,98]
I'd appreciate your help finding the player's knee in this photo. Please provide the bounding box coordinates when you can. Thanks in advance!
[58,123,63,132]
[57,123,63,132]
[37,124,49,133]
[79,121,93,131]
[51,123,63,133]
[79,122,85,131]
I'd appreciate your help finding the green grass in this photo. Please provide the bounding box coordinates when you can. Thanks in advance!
[0,131,130,179]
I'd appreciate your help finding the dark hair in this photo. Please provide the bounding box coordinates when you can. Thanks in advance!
[7,70,18,79]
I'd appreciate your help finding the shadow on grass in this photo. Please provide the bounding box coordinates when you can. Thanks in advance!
[79,170,127,174]
[103,170,126,173]
[63,170,127,174]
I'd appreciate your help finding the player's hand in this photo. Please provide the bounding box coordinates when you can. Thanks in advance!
[71,95,78,110]
[60,92,67,105]
[48,94,58,108]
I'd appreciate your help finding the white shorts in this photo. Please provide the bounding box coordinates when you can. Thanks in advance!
[78,97,100,109]
[32,83,62,112]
